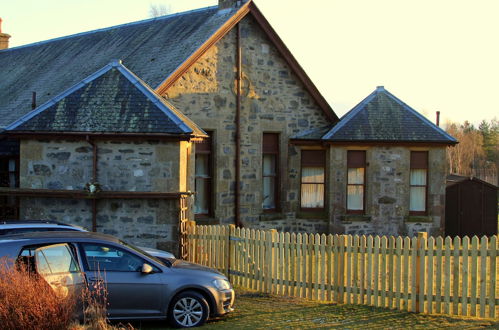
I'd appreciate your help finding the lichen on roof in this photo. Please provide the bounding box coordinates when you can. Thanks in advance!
[322,86,457,144]
[5,61,206,137]
[0,5,238,129]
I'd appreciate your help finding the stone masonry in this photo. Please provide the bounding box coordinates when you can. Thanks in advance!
[329,146,447,237]
[165,15,331,230]
[19,139,194,253]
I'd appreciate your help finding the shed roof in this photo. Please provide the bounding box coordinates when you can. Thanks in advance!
[322,86,457,144]
[5,60,206,137]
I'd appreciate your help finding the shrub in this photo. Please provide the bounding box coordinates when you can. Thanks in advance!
[0,258,76,330]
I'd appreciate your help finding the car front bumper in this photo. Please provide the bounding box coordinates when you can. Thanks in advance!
[213,288,235,316]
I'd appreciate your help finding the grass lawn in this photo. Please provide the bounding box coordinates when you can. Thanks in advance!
[127,288,498,329]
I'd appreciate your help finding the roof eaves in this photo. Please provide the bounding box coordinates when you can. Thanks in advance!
[382,89,458,143]
[4,63,115,131]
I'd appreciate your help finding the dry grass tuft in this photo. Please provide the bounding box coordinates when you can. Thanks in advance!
[0,258,76,330]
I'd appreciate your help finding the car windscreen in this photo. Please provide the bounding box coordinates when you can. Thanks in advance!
[117,240,168,267]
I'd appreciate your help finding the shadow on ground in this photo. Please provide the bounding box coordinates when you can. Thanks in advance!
[126,289,498,329]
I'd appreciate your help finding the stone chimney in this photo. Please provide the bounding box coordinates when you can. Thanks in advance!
[219,0,245,9]
[0,18,11,50]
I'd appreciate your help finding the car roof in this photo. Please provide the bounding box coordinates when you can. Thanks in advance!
[0,220,87,231]
[0,230,121,243]
[1,220,70,225]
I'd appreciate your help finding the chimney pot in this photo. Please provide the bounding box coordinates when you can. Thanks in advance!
[436,111,440,127]
[0,18,11,50]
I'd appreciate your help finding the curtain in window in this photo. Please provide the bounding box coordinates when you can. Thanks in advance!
[347,168,364,210]
[8,159,16,188]
[410,169,426,211]
[195,155,209,177]
[263,154,276,209]
[347,186,364,210]
[301,167,324,208]
[195,154,209,214]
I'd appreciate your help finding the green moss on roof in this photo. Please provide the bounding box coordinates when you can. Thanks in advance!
[323,87,457,144]
[6,62,205,136]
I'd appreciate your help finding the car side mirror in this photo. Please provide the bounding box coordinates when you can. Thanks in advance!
[141,263,154,274]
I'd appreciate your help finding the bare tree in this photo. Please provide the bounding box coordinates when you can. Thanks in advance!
[149,4,172,17]
[446,121,485,175]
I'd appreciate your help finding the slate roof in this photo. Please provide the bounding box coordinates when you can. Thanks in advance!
[5,60,206,137]
[322,86,457,144]
[0,5,238,128]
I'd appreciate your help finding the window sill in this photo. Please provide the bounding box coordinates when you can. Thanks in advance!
[341,215,371,222]
[297,211,328,219]
[194,215,218,225]
[259,213,285,221]
[405,215,433,223]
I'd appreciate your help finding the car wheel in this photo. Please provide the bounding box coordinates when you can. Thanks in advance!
[168,291,209,328]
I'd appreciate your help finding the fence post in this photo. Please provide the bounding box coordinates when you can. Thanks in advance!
[415,232,427,313]
[338,235,346,303]
[227,224,235,281]
[186,220,196,262]
[265,229,277,293]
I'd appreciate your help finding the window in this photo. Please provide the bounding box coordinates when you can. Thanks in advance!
[262,133,279,210]
[410,151,428,214]
[347,151,366,213]
[34,244,81,275]
[0,156,19,219]
[82,243,147,272]
[195,133,212,216]
[301,150,325,209]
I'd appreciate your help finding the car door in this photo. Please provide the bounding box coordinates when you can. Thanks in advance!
[34,243,85,299]
[79,243,167,318]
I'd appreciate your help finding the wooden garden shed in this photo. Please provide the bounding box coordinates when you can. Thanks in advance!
[445,174,498,237]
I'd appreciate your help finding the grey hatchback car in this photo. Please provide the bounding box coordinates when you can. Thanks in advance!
[0,231,234,328]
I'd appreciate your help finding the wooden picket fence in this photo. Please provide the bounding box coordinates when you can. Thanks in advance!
[185,225,499,319]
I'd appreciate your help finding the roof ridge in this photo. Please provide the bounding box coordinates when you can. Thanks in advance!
[0,5,218,53]
[5,62,116,130]
[113,62,193,134]
[382,88,457,142]
[322,89,378,139]
[322,86,457,144]
[5,60,198,135]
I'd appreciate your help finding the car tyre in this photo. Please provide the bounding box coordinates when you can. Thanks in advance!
[168,290,209,328]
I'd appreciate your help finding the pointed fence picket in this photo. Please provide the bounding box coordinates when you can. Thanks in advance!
[185,224,498,319]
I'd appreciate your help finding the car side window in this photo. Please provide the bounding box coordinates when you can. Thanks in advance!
[34,244,81,275]
[81,243,148,272]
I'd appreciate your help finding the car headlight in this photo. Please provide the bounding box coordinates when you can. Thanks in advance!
[212,279,231,291]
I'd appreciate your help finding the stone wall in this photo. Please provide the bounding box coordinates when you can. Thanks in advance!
[19,139,193,253]
[329,146,447,237]
[164,15,332,227]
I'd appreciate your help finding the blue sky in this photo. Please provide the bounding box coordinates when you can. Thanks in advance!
[2,0,498,126]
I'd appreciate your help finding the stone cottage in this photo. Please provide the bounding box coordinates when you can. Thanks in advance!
[0,0,456,253]
[292,86,457,236]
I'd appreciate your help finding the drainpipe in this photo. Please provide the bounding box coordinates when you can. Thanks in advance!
[86,136,98,231]
[235,23,242,228]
